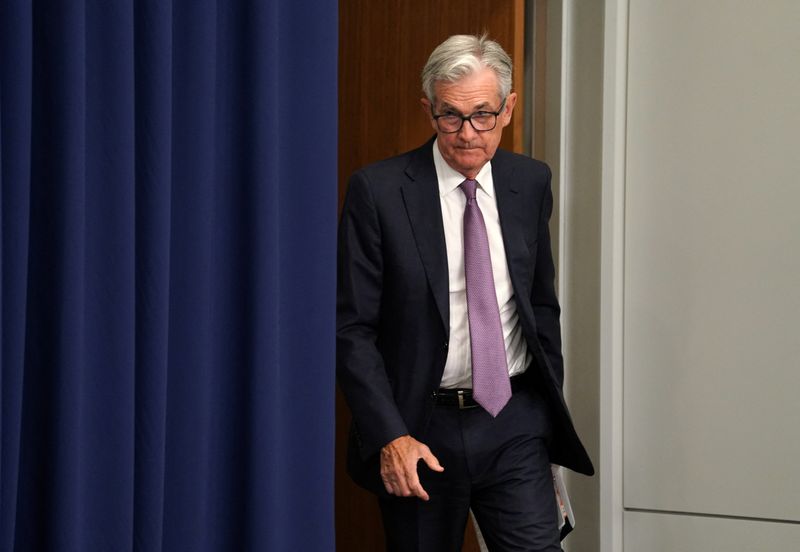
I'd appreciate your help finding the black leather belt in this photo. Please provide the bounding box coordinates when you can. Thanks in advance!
[433,374,528,409]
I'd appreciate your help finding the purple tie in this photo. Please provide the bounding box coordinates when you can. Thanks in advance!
[460,179,512,417]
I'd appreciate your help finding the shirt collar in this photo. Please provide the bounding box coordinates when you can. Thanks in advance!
[432,139,494,199]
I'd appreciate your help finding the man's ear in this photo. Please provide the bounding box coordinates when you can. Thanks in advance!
[421,98,437,131]
[421,98,432,117]
[500,92,517,128]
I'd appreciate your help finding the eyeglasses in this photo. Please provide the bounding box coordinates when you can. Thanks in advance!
[431,99,507,133]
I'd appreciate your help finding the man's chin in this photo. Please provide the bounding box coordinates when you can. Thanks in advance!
[452,155,487,175]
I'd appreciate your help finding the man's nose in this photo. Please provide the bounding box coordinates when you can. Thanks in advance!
[458,118,478,140]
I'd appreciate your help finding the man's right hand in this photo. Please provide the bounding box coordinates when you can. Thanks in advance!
[379,435,444,501]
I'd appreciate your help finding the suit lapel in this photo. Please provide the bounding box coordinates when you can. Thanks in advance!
[401,140,450,336]
[493,155,534,297]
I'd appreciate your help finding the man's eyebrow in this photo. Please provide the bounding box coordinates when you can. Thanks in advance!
[437,101,492,113]
[437,103,461,114]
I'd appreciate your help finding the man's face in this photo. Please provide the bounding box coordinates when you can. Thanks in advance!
[421,67,517,179]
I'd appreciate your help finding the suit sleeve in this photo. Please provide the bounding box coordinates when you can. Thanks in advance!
[531,167,565,389]
[337,171,409,459]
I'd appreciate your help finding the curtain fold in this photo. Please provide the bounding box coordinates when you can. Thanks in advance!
[1,1,337,550]
[1,1,33,549]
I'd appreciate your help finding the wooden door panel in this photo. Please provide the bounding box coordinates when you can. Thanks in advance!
[337,2,525,549]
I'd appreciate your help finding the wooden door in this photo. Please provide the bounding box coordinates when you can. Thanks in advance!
[337,2,526,550]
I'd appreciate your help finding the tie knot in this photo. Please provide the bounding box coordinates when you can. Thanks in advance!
[460,179,478,201]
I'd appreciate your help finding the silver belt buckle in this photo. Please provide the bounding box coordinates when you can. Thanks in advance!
[457,389,477,410]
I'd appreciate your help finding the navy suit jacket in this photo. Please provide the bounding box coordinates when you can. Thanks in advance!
[337,138,594,493]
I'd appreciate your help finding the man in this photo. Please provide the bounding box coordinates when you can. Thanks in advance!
[337,34,593,551]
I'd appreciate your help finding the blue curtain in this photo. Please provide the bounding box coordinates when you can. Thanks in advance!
[1,1,337,550]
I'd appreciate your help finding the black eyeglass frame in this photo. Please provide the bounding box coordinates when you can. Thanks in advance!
[431,98,508,134]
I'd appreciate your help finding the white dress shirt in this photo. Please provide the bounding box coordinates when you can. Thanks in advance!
[433,140,531,389]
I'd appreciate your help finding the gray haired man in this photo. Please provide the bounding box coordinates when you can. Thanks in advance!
[337,34,594,551]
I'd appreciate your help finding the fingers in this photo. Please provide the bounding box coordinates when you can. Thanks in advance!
[380,436,443,500]
[381,460,424,499]
[406,470,430,501]
[382,469,425,500]
[421,450,444,473]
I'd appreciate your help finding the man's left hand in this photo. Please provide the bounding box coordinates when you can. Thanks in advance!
[379,435,444,501]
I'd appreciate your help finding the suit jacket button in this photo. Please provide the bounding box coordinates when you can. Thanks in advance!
[443,341,448,349]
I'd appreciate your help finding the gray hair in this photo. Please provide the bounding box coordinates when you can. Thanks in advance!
[421,34,513,104]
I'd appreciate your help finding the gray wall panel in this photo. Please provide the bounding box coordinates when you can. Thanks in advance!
[623,0,800,523]
[625,511,800,552]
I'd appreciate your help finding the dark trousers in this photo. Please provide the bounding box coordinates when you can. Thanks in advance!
[378,387,561,552]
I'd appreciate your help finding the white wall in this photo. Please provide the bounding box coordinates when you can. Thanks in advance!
[602,0,800,549]
[551,1,605,551]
